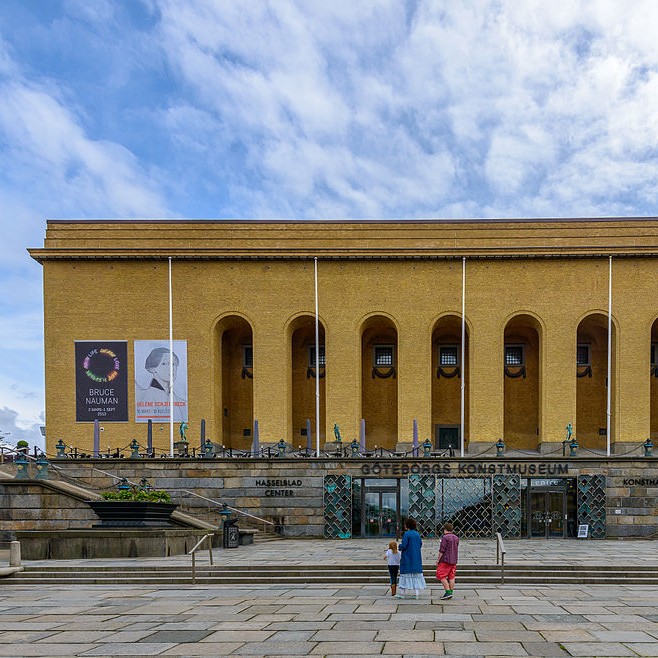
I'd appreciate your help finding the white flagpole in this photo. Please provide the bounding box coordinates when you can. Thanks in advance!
[314,257,320,458]
[460,257,466,458]
[606,256,612,457]
[168,256,174,458]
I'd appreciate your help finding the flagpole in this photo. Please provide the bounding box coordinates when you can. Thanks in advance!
[314,257,320,458]
[460,257,466,458]
[168,256,174,458]
[606,256,612,457]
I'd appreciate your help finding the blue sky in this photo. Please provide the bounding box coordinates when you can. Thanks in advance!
[1,0,658,449]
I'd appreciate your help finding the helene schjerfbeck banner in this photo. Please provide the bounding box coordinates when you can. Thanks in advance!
[134,340,188,423]
[75,341,129,422]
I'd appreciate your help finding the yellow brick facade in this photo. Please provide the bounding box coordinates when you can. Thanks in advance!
[29,219,658,455]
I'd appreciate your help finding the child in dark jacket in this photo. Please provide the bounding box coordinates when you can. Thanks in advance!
[384,540,400,596]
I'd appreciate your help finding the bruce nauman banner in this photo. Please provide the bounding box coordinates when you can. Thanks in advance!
[75,341,129,422]
[134,340,188,423]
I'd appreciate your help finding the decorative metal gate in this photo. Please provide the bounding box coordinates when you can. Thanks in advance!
[408,474,436,537]
[437,477,493,538]
[577,474,606,539]
[323,475,352,539]
[404,475,522,539]
[492,473,522,538]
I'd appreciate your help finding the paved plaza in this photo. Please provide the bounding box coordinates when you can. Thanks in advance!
[2,539,658,657]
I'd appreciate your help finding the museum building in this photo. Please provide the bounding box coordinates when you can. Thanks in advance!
[27,218,658,540]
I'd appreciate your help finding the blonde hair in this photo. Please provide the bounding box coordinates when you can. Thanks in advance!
[388,541,398,553]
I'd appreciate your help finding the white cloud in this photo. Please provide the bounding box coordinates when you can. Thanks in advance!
[2,0,658,449]
[0,30,175,448]
[0,82,171,217]
[0,406,44,451]
[147,0,658,218]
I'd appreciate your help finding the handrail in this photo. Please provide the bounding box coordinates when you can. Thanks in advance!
[496,532,506,584]
[0,447,40,463]
[180,490,276,531]
[188,532,214,585]
[90,467,140,487]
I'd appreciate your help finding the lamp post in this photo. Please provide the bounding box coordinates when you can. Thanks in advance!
[202,438,215,459]
[129,439,141,459]
[35,454,50,479]
[15,453,29,479]
[644,438,653,457]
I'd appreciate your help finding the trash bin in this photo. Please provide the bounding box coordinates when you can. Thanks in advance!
[223,518,239,549]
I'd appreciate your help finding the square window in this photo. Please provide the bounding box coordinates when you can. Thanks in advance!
[577,344,591,366]
[242,345,253,368]
[308,345,326,367]
[374,345,394,367]
[505,344,524,366]
[439,345,459,366]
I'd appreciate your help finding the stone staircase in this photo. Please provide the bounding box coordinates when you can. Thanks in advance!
[6,563,658,586]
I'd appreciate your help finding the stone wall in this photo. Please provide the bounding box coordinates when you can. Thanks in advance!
[0,481,97,530]
[20,456,656,539]
[14,529,215,560]
[606,465,658,538]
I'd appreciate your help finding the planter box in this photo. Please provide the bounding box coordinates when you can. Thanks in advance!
[87,501,178,528]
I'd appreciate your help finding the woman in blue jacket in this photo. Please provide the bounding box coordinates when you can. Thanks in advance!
[396,518,426,598]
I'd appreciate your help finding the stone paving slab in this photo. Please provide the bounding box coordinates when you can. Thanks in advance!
[4,538,658,656]
[13,536,658,568]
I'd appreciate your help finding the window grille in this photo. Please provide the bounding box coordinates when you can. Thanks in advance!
[308,345,326,367]
[374,345,394,367]
[439,345,459,366]
[576,344,591,366]
[505,344,524,366]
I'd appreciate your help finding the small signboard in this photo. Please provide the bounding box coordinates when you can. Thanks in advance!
[577,524,589,538]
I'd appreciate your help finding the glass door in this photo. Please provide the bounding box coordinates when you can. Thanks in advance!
[380,492,397,537]
[364,492,382,537]
[547,491,565,538]
[362,482,399,537]
[530,490,548,538]
[529,489,566,538]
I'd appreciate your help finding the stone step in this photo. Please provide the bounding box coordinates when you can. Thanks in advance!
[7,572,658,586]
[13,564,658,573]
[7,564,658,586]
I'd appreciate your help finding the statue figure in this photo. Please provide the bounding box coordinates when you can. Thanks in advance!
[333,423,342,443]
[179,421,188,442]
[565,423,572,442]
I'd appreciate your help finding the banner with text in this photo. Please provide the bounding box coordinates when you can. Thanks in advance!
[134,340,188,423]
[75,340,129,422]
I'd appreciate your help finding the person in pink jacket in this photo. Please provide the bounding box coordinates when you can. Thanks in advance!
[436,522,459,600]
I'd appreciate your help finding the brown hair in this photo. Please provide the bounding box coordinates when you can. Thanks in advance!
[388,541,398,553]
[405,518,417,530]
[444,522,454,532]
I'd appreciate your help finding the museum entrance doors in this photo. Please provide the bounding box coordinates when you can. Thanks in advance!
[524,478,577,538]
[355,478,400,538]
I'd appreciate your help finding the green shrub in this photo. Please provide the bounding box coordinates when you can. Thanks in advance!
[101,489,171,503]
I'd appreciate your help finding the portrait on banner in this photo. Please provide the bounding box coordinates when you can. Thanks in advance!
[134,340,188,423]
